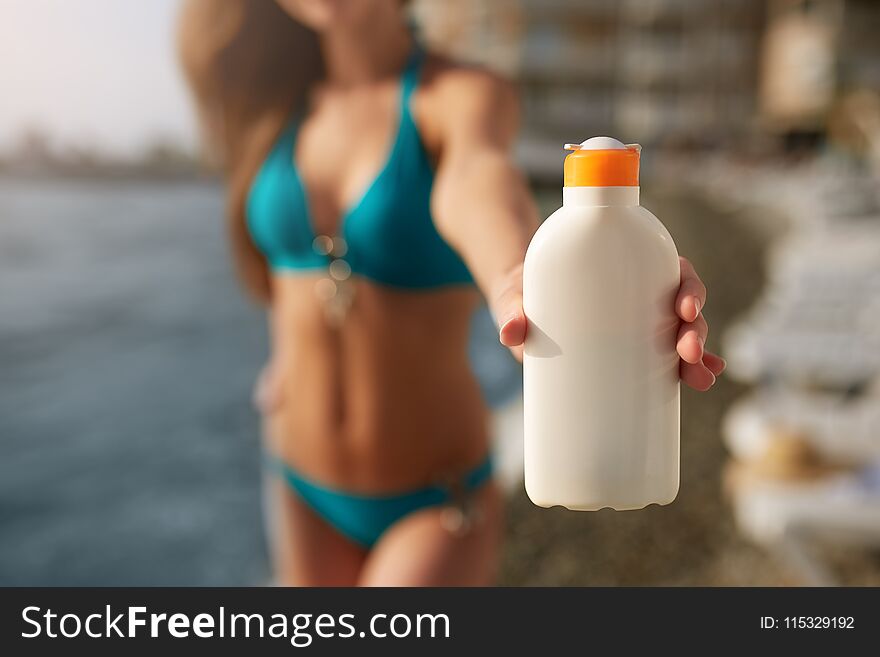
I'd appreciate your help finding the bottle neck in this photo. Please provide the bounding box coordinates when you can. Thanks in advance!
[563,186,640,207]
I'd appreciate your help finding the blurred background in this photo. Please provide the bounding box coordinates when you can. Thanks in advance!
[2,0,879,586]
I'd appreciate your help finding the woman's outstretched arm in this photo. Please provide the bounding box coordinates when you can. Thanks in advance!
[429,69,538,354]
[429,69,724,390]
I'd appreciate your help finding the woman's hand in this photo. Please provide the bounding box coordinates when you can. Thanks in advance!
[494,256,725,391]
[672,257,725,390]
[424,68,724,391]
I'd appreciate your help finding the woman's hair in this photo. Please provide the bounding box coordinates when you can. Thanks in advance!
[178,0,323,302]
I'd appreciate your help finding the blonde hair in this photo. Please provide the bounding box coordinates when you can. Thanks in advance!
[178,0,323,302]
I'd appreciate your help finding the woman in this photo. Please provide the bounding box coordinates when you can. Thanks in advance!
[179,0,725,586]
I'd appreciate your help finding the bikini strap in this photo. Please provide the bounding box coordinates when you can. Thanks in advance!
[288,42,423,131]
[400,42,426,110]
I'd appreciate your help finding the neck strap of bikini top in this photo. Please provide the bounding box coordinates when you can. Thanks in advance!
[400,41,425,105]
[289,41,425,126]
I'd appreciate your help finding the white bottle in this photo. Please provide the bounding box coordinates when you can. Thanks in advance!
[523,137,681,511]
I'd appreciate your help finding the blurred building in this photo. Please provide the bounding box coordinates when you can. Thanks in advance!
[760,0,880,148]
[412,0,524,76]
[414,0,766,177]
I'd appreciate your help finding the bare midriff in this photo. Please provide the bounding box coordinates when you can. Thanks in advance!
[263,274,491,493]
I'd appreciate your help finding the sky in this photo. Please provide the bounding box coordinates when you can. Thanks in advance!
[0,0,198,158]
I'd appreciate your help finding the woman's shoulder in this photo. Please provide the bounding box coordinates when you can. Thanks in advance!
[420,51,518,111]
[416,51,519,145]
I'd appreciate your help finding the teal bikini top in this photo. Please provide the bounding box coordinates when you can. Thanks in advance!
[246,46,474,289]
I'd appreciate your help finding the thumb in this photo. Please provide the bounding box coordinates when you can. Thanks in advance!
[490,265,527,349]
[499,304,527,348]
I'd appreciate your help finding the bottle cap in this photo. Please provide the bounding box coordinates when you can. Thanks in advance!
[563,137,640,187]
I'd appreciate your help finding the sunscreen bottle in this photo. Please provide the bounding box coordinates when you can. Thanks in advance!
[523,137,680,510]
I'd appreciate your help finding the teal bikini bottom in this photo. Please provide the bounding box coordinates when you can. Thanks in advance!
[265,454,493,549]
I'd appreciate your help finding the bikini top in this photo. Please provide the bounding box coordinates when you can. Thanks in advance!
[246,45,474,290]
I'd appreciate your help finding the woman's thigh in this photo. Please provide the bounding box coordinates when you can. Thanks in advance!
[358,482,504,586]
[263,475,367,586]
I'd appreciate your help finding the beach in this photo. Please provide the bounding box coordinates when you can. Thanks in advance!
[2,174,875,585]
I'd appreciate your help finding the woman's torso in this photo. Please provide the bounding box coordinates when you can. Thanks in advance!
[247,48,490,492]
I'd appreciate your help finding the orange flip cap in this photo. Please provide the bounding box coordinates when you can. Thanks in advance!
[563,142,640,187]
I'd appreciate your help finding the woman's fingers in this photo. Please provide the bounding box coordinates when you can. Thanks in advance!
[674,257,721,391]
[680,359,716,391]
[703,351,727,376]
[499,311,527,348]
[491,259,723,378]
[498,299,526,362]
[491,264,528,349]
[499,311,526,362]
[676,257,707,323]
[680,351,725,391]
[676,314,708,364]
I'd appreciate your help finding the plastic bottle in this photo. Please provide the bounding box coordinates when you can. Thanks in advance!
[523,136,681,510]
